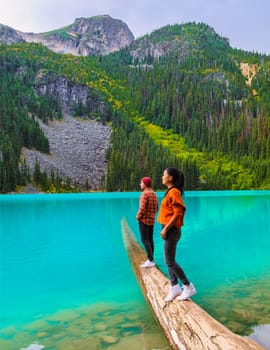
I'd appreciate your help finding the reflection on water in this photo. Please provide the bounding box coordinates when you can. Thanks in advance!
[199,273,270,349]
[249,324,270,350]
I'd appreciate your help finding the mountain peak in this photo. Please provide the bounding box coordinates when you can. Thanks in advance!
[0,23,25,44]
[0,15,134,56]
[128,22,231,62]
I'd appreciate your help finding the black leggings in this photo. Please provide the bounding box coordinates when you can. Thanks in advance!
[139,222,154,261]
[164,226,189,286]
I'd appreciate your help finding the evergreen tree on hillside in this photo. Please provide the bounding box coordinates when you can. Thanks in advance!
[1,22,270,192]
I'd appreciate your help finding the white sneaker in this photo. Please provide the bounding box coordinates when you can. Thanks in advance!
[164,284,182,302]
[176,282,196,301]
[141,260,155,268]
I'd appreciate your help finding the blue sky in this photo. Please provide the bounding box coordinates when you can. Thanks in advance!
[0,0,269,54]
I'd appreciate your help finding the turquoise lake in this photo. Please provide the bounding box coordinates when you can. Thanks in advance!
[0,191,270,349]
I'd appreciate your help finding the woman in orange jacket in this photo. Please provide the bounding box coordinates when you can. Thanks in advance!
[157,167,196,302]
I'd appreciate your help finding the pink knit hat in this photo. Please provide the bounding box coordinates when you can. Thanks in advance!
[141,177,152,187]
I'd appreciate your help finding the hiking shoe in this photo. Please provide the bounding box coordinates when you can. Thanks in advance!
[164,284,182,302]
[176,282,196,301]
[141,260,155,268]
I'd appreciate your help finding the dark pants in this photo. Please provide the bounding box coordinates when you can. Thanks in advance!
[164,226,189,286]
[139,222,154,262]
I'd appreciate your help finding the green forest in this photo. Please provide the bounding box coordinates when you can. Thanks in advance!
[1,22,270,192]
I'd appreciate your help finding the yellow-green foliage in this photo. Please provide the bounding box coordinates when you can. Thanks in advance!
[134,116,256,189]
[3,44,125,111]
[134,116,195,159]
[1,43,266,190]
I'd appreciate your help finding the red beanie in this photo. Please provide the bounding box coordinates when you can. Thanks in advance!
[141,177,152,187]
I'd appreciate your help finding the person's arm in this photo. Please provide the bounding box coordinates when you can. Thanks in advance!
[160,212,180,238]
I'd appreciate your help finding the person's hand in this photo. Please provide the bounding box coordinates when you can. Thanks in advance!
[160,227,167,239]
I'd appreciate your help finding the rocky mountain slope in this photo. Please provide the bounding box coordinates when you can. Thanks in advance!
[1,17,269,192]
[0,15,134,56]
[0,15,133,191]
[0,23,25,44]
[23,115,111,190]
[22,71,111,190]
[128,22,230,62]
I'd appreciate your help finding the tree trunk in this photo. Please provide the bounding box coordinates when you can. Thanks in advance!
[121,218,265,350]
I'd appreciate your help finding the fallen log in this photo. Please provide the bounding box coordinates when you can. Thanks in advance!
[121,218,265,350]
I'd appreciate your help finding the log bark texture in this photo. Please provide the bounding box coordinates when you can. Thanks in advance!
[121,218,265,350]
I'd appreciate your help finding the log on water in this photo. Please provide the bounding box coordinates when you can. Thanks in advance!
[121,218,265,350]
